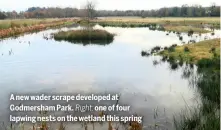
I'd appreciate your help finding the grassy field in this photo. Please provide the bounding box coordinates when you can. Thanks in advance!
[93,17,220,33]
[95,17,220,24]
[0,19,60,29]
[0,19,76,38]
[163,25,210,33]
[159,38,220,63]
[0,17,219,33]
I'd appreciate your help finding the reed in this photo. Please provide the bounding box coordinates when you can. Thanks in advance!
[0,19,75,39]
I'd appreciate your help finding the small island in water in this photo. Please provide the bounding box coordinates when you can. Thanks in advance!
[54,29,115,45]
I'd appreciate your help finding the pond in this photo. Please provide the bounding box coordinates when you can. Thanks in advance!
[0,25,220,130]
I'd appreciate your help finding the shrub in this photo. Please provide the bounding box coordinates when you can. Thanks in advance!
[172,44,177,47]
[179,59,183,67]
[210,47,216,53]
[158,26,165,31]
[161,55,168,62]
[141,51,147,56]
[184,46,190,52]
[197,58,214,68]
[129,24,135,27]
[168,47,175,52]
[151,46,161,53]
[164,47,168,50]
[176,32,181,35]
[188,29,194,36]
[121,23,127,27]
[170,62,178,70]
[168,55,175,62]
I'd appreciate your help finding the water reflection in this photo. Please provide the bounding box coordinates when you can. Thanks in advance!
[55,39,114,46]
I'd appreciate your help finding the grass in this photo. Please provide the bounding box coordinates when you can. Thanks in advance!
[97,22,153,28]
[164,25,210,33]
[77,19,96,27]
[0,19,76,39]
[173,55,220,130]
[94,17,220,25]
[97,22,209,33]
[93,17,219,33]
[0,19,58,29]
[143,29,220,130]
[159,38,220,63]
[155,38,220,130]
[54,29,115,44]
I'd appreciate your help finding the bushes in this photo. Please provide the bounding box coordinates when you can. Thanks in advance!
[188,29,194,36]
[209,47,216,53]
[164,47,168,50]
[197,57,220,69]
[158,25,165,31]
[168,46,175,52]
[184,46,190,52]
[121,23,127,27]
[151,46,161,53]
[141,51,150,57]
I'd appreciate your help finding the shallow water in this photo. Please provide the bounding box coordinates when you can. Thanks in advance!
[0,25,220,130]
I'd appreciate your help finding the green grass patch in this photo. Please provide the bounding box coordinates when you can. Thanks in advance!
[159,38,220,63]
[164,25,210,33]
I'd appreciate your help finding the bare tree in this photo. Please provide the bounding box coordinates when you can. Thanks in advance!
[84,1,96,20]
[80,1,96,29]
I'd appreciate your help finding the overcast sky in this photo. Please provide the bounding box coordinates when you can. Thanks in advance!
[1,0,220,11]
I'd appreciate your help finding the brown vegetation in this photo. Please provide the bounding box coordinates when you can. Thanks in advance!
[0,19,76,39]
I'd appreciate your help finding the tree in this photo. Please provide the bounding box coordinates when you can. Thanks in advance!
[84,1,96,20]
[140,10,146,18]
[210,3,220,16]
[0,11,6,19]
[181,4,188,17]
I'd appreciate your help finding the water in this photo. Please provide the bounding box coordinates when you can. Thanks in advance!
[0,25,220,130]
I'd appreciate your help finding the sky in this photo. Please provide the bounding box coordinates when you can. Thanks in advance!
[0,0,221,11]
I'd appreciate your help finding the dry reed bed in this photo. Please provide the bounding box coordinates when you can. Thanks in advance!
[0,19,75,39]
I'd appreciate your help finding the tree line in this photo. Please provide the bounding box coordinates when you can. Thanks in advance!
[0,4,220,19]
